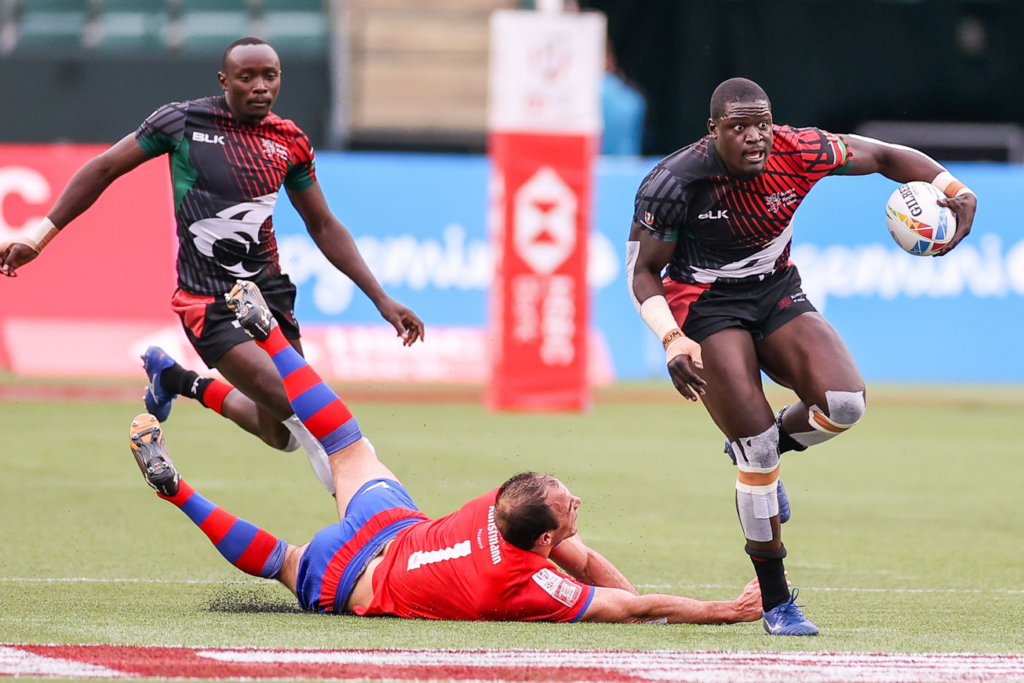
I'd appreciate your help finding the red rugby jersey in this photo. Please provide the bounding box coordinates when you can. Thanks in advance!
[355,490,594,622]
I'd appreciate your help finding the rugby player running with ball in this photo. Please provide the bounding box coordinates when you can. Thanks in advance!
[626,78,977,635]
[0,38,423,495]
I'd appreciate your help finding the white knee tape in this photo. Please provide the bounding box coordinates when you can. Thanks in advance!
[282,415,336,495]
[791,390,865,448]
[736,480,779,542]
[730,424,780,542]
[728,423,780,473]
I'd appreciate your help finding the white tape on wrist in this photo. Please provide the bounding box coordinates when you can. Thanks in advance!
[931,171,974,198]
[14,217,59,253]
[639,295,679,343]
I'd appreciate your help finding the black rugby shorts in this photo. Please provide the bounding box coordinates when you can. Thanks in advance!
[170,275,302,368]
[663,266,816,344]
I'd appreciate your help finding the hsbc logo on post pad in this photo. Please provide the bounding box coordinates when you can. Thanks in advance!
[513,166,577,275]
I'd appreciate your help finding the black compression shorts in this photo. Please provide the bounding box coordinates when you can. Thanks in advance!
[663,266,816,344]
[170,275,301,368]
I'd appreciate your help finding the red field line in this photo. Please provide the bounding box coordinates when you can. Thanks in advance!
[4,645,1024,682]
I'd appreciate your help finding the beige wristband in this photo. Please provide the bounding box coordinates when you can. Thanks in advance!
[14,217,59,253]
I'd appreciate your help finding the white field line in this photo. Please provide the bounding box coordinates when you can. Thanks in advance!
[0,646,126,678]
[0,577,1021,594]
[195,649,1024,683]
[638,583,1024,595]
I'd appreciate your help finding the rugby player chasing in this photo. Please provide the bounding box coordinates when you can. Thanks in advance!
[127,279,764,625]
[0,38,423,495]
[627,78,977,635]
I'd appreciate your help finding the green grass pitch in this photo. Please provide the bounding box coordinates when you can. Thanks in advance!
[1,384,1023,655]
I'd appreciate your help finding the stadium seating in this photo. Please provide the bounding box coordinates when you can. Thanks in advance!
[14,0,91,54]
[96,0,168,52]
[1,0,333,55]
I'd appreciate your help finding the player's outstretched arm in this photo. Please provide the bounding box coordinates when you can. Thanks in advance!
[549,534,639,595]
[0,133,151,277]
[579,578,763,625]
[842,134,977,255]
[287,183,425,346]
[627,224,705,401]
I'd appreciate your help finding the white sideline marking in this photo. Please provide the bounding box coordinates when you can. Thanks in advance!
[638,583,1024,595]
[0,646,125,678]
[195,649,1024,683]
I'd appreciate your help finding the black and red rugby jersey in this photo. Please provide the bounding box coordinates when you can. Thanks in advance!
[135,96,316,296]
[633,125,853,286]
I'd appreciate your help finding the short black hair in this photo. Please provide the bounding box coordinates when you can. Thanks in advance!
[221,37,277,72]
[494,472,559,551]
[710,78,770,121]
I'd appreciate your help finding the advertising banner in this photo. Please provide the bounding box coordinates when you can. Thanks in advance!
[0,144,176,373]
[486,10,605,411]
[271,155,1024,384]
[4,143,1024,384]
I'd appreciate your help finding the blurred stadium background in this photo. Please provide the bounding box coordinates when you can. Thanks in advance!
[1,0,1023,389]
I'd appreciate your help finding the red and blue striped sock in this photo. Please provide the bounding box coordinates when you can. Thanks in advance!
[255,327,362,455]
[158,480,286,578]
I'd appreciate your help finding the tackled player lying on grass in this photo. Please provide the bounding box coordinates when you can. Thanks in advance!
[127,279,764,625]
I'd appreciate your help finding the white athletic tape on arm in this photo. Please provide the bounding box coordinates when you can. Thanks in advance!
[13,217,58,253]
[639,295,680,343]
[931,170,974,198]
[625,241,642,313]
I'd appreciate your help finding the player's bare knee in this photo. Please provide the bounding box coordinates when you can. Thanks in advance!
[730,423,781,543]
[792,389,865,448]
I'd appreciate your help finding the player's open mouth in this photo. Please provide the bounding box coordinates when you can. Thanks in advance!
[744,149,766,162]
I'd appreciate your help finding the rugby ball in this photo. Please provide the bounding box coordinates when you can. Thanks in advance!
[884,181,956,256]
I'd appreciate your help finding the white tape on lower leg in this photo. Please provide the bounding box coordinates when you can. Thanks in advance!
[731,424,781,542]
[282,415,336,495]
[736,483,779,542]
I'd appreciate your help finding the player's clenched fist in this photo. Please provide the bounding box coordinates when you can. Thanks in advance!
[664,330,706,401]
[0,241,39,278]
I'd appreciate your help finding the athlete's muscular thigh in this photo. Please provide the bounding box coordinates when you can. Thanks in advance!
[698,327,776,440]
[755,312,864,411]
[216,338,302,422]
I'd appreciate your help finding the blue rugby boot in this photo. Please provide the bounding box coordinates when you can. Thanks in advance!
[142,346,178,422]
[762,588,819,636]
[724,440,790,523]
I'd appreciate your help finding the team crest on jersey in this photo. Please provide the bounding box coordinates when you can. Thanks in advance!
[642,211,654,226]
[532,568,581,607]
[765,189,798,214]
[262,138,289,161]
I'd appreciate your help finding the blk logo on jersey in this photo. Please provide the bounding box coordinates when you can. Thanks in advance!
[192,131,225,145]
[698,209,729,220]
